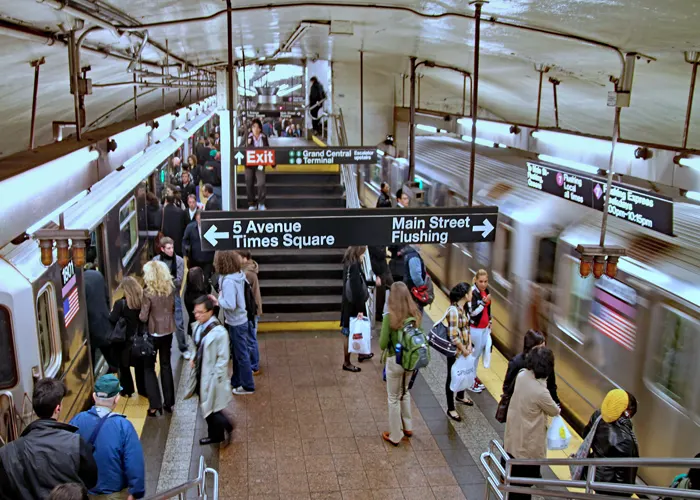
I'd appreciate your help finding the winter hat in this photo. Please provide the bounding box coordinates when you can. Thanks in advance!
[601,389,629,423]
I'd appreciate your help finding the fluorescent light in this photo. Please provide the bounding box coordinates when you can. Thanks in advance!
[679,157,700,171]
[538,154,600,175]
[686,190,700,202]
[477,120,512,135]
[531,130,637,157]
[461,135,497,148]
[417,124,438,133]
[86,149,99,162]
[27,190,89,234]
[376,149,385,156]
[277,84,302,97]
[282,23,311,51]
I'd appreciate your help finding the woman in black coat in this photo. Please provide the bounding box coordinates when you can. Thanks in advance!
[108,276,146,397]
[183,267,211,337]
[340,246,379,372]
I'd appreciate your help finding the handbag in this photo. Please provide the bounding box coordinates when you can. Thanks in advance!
[131,323,156,360]
[495,393,510,423]
[106,317,127,345]
[569,415,602,480]
[428,306,458,357]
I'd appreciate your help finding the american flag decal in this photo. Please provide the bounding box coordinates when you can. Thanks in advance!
[63,287,80,327]
[589,300,636,351]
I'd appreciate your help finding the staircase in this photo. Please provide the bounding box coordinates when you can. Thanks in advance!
[235,169,346,328]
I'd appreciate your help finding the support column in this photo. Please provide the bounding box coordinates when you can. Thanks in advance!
[534,63,550,129]
[549,77,561,128]
[682,51,700,149]
[223,0,237,211]
[68,31,81,140]
[467,1,487,207]
[29,58,45,150]
[408,57,417,180]
[360,50,364,146]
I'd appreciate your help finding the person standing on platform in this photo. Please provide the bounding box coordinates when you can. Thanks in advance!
[200,150,222,199]
[153,237,189,360]
[379,282,420,446]
[161,194,187,257]
[444,282,474,422]
[185,194,198,225]
[369,245,393,321]
[309,76,326,136]
[203,184,222,211]
[238,250,262,375]
[180,170,197,204]
[244,118,272,211]
[195,137,211,168]
[70,374,145,500]
[210,251,255,396]
[84,257,113,371]
[402,246,427,313]
[139,261,176,416]
[191,296,233,446]
[262,119,274,138]
[184,267,211,338]
[376,182,393,208]
[183,211,215,282]
[469,269,491,393]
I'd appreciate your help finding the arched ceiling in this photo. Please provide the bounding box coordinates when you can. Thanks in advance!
[0,0,698,158]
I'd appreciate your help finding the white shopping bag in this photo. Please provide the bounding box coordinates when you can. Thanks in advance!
[547,416,572,450]
[483,334,493,369]
[450,354,476,393]
[348,316,372,355]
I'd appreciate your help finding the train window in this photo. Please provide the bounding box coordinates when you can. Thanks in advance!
[0,307,17,389]
[119,196,138,266]
[494,223,512,282]
[648,306,700,410]
[535,238,557,284]
[36,284,61,377]
[562,259,594,338]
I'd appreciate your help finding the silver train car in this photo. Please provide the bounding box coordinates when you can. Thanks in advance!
[0,107,216,441]
[363,135,700,486]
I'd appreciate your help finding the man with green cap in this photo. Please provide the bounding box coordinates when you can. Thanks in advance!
[70,374,145,500]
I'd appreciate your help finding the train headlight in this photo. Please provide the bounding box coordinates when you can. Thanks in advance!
[71,240,87,267]
[605,256,619,279]
[593,255,606,279]
[56,239,70,268]
[39,239,54,267]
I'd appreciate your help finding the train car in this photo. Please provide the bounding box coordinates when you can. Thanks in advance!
[0,106,216,442]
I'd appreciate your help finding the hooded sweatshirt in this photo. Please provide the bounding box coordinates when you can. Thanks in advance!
[243,260,262,316]
[218,271,248,326]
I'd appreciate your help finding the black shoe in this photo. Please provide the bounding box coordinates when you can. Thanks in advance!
[199,437,222,446]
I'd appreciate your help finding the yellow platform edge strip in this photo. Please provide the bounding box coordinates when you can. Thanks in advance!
[312,135,328,147]
[258,321,338,332]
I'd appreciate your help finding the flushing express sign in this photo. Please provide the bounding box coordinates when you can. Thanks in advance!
[199,207,499,251]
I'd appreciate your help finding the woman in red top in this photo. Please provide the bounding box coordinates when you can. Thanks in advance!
[468,269,491,393]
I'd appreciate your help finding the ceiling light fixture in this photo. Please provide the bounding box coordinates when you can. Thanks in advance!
[679,156,700,171]
[537,154,600,175]
[277,84,302,97]
[417,124,438,133]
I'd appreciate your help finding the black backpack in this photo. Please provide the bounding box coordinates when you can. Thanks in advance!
[243,280,257,322]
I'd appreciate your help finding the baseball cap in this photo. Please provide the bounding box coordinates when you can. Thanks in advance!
[94,374,122,398]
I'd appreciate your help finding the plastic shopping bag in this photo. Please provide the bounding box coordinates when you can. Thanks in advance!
[483,334,493,369]
[348,316,372,355]
[547,416,572,450]
[450,354,476,393]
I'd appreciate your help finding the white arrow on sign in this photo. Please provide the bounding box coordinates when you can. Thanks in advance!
[234,151,244,165]
[203,225,228,247]
[472,218,494,238]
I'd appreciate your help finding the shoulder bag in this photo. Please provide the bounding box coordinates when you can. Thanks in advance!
[131,322,156,360]
[569,415,602,480]
[428,306,458,357]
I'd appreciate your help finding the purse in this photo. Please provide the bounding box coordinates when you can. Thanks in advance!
[428,306,458,357]
[495,393,510,423]
[106,317,128,344]
[131,323,156,360]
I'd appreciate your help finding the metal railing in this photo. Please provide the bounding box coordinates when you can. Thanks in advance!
[144,456,219,500]
[481,439,700,500]
[0,391,19,446]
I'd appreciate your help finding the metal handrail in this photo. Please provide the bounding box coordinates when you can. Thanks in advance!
[480,439,700,500]
[144,456,219,500]
[0,391,19,446]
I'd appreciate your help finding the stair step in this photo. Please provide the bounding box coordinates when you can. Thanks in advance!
[265,295,341,304]
[259,279,343,296]
[253,248,345,264]
[259,311,339,323]
[258,263,342,280]
[263,294,342,314]
[260,279,342,287]
[237,184,343,196]
[237,195,345,209]
[236,172,340,185]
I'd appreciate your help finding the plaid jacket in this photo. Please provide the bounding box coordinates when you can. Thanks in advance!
[447,305,470,355]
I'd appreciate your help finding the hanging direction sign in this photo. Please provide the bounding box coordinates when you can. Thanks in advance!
[199,207,499,251]
[232,146,377,166]
[526,162,674,236]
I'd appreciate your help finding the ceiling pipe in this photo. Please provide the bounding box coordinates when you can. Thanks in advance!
[127,30,148,72]
[0,19,57,45]
[36,0,121,39]
[92,81,215,89]
[113,1,651,81]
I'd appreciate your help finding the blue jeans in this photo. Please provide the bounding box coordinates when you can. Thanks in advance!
[248,317,260,372]
[227,323,254,391]
[174,295,187,353]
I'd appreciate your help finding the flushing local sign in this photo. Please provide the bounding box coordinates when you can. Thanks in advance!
[199,207,499,251]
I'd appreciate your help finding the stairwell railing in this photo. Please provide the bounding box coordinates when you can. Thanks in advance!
[144,456,219,500]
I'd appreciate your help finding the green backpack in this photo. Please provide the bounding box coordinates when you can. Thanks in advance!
[399,317,431,371]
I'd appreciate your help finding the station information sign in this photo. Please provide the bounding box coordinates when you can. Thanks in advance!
[232,147,378,166]
[526,162,674,236]
[200,207,499,251]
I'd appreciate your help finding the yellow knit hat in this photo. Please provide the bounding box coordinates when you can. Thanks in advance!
[601,389,629,423]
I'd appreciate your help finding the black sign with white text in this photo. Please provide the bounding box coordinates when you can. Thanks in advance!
[526,162,674,236]
[200,207,499,251]
[232,147,377,167]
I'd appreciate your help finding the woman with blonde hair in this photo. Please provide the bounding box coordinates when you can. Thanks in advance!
[139,261,176,416]
[379,282,421,445]
[108,276,144,397]
[469,269,492,393]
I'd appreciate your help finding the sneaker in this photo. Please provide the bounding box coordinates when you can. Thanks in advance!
[475,377,486,390]
[258,204,266,211]
[248,206,256,211]
[253,370,261,376]
[182,351,192,360]
[467,382,484,393]
[232,387,254,395]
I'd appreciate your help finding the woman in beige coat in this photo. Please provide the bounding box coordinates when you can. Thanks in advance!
[504,346,560,500]
[191,296,233,446]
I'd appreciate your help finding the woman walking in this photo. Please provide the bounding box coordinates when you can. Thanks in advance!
[379,282,420,446]
[444,282,474,422]
[340,246,378,372]
[469,269,492,393]
[139,261,176,416]
[108,276,145,397]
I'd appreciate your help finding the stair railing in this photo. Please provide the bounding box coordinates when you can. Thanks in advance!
[144,456,219,500]
[480,439,700,500]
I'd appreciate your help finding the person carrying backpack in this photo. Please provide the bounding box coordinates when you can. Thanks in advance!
[664,453,700,500]
[379,282,429,446]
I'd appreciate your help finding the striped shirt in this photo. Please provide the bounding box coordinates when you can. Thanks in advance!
[447,305,471,357]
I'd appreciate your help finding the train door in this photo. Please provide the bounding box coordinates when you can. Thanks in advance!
[531,237,558,333]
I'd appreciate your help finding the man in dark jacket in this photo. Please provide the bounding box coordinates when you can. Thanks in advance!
[162,194,187,256]
[368,245,392,320]
[203,184,222,211]
[195,136,211,167]
[183,212,215,282]
[376,182,392,208]
[70,375,145,499]
[0,379,98,499]
[84,261,113,369]
[308,76,326,136]
[200,150,222,198]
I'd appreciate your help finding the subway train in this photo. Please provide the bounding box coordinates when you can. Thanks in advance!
[363,135,700,486]
[0,103,217,442]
